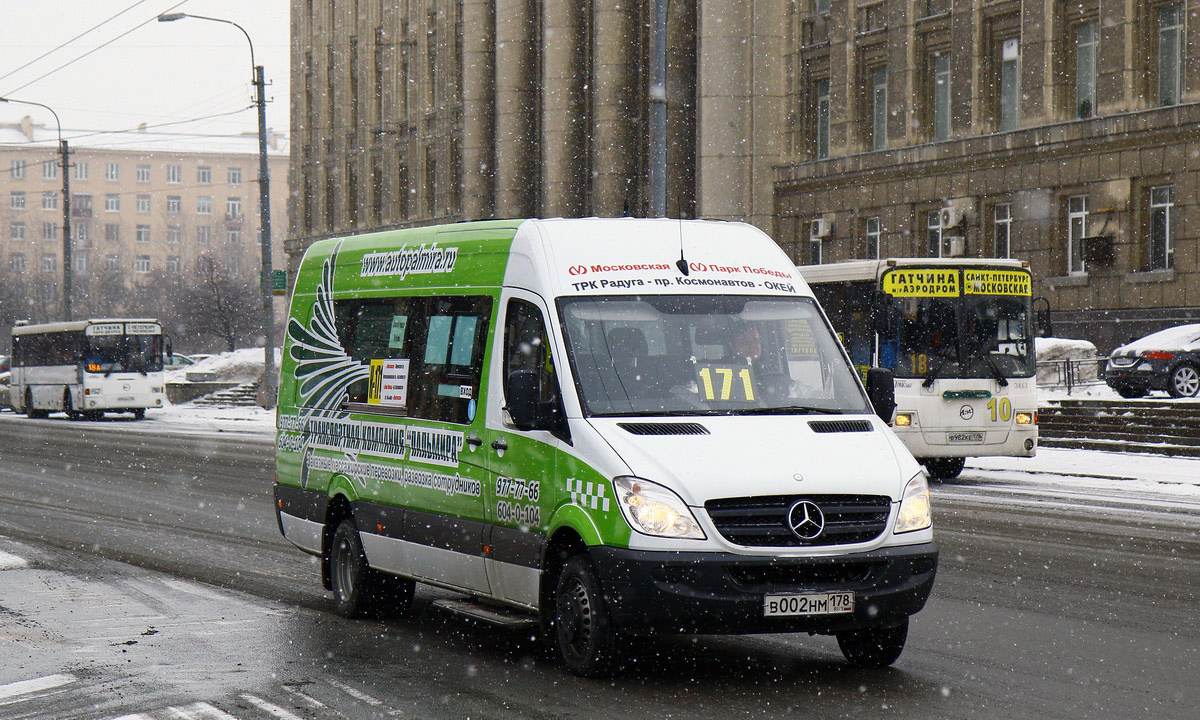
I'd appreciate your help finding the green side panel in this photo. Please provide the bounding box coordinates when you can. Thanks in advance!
[557,451,633,548]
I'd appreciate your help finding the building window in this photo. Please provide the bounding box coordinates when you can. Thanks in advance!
[168,255,181,274]
[865,217,881,259]
[1158,4,1183,106]
[226,197,243,219]
[197,196,212,214]
[1149,186,1174,270]
[73,193,93,216]
[136,224,151,243]
[1000,39,1020,131]
[808,220,824,264]
[105,194,120,212]
[105,224,120,243]
[43,192,58,210]
[817,0,830,13]
[1074,21,1097,118]
[994,203,1013,258]
[136,194,151,214]
[11,222,26,240]
[106,254,120,271]
[167,165,182,183]
[228,167,242,185]
[197,166,212,184]
[41,222,57,241]
[933,52,952,141]
[871,66,888,150]
[167,196,182,214]
[39,283,58,303]
[75,223,89,246]
[227,227,243,244]
[74,253,88,273]
[228,256,243,275]
[197,226,211,245]
[41,253,56,272]
[167,225,181,244]
[10,191,26,210]
[814,78,831,159]
[135,255,152,273]
[136,164,151,183]
[11,253,27,273]
[11,160,26,179]
[43,160,57,179]
[105,162,120,181]
[196,256,214,273]
[927,210,943,257]
[1067,195,1089,274]
[74,162,88,181]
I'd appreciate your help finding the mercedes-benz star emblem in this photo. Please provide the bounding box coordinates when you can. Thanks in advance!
[787,500,825,540]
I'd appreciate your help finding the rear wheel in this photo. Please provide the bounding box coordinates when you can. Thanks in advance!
[837,619,909,668]
[554,554,623,678]
[922,457,965,479]
[25,389,48,419]
[64,389,81,420]
[1168,364,1200,398]
[133,408,146,420]
[328,518,413,619]
[1115,385,1148,399]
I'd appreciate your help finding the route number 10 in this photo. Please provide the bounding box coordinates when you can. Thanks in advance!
[986,397,1012,422]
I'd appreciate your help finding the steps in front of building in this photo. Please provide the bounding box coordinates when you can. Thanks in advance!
[1038,399,1200,457]
[191,382,260,408]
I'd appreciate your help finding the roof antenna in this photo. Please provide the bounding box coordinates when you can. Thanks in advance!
[675,218,689,275]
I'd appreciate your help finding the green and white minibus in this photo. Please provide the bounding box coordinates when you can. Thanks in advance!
[275,218,938,676]
[10,318,166,419]
[798,259,1038,479]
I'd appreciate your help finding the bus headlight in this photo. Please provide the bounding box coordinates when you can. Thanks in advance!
[894,413,913,426]
[614,476,705,540]
[1015,412,1034,425]
[895,473,932,534]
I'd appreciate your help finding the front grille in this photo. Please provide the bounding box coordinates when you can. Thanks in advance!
[617,422,710,436]
[704,494,892,547]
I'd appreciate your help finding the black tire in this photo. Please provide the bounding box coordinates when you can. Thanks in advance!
[837,619,909,668]
[328,518,413,619]
[554,554,623,678]
[923,457,965,479]
[1115,385,1147,399]
[25,389,48,419]
[133,408,146,420]
[64,389,81,420]
[1167,363,1200,398]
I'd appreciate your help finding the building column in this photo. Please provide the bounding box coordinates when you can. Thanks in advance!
[591,0,638,216]
[494,0,538,217]
[462,0,496,220]
[541,0,588,216]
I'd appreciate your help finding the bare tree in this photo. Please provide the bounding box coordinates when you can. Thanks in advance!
[178,256,262,352]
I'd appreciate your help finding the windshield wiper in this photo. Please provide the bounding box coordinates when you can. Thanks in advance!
[977,352,1009,387]
[730,405,846,416]
[921,356,948,388]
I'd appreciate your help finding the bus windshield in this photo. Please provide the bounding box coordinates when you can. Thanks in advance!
[558,294,870,417]
[85,333,163,374]
[892,291,1034,381]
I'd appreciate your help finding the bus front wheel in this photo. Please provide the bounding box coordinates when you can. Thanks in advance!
[64,389,81,420]
[922,457,965,479]
[25,389,48,419]
[553,554,624,678]
[837,618,909,667]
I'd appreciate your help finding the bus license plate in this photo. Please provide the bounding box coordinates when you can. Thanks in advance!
[948,431,984,443]
[764,592,854,617]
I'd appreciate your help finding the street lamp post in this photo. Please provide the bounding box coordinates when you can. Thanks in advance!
[158,12,277,409]
[0,96,72,321]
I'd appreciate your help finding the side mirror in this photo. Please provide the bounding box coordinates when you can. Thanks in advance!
[506,369,547,431]
[865,367,896,422]
[166,337,174,360]
[1033,297,1052,338]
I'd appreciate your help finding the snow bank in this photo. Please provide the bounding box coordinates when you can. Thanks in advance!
[167,347,266,384]
[1035,336,1103,388]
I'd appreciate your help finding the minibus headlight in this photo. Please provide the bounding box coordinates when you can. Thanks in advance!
[894,473,932,534]
[613,476,705,540]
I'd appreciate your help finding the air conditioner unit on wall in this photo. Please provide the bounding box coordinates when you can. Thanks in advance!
[945,236,966,257]
[810,218,831,239]
[939,206,965,229]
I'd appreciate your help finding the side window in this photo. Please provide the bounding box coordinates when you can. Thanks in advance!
[504,299,559,408]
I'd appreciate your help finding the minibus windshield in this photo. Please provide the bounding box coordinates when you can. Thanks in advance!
[558,294,871,417]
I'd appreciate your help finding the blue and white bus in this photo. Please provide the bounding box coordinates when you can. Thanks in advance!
[10,318,167,420]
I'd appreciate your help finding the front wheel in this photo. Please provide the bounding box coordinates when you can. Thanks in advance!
[64,389,81,420]
[25,389,48,419]
[1168,364,1200,398]
[837,618,909,668]
[133,408,146,420]
[554,554,623,678]
[329,518,413,619]
[922,457,965,479]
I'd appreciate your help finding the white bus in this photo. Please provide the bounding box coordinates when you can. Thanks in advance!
[10,318,167,420]
[798,259,1038,478]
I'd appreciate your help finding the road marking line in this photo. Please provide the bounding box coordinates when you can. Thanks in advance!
[280,684,328,709]
[0,673,76,701]
[108,714,155,720]
[168,702,239,719]
[0,550,27,570]
[326,678,383,706]
[239,695,304,720]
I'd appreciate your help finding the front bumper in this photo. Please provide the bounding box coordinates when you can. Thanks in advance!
[589,542,937,636]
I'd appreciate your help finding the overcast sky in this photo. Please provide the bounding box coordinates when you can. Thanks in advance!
[0,0,290,141]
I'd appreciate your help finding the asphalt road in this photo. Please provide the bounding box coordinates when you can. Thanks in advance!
[0,414,1196,719]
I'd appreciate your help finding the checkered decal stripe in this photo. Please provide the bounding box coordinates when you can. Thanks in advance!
[568,478,611,512]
